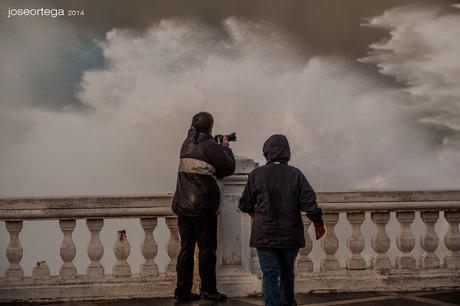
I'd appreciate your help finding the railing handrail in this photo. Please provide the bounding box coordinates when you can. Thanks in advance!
[318,189,460,211]
[316,189,460,202]
[0,195,174,220]
[1,190,460,220]
[320,201,460,212]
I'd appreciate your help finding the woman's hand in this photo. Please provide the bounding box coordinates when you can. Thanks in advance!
[315,224,325,240]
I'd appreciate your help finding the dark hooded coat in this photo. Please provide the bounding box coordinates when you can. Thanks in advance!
[173,127,236,216]
[238,134,323,248]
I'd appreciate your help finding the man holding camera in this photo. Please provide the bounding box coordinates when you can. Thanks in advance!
[172,112,235,302]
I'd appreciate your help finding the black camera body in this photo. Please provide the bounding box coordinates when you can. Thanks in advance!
[214,132,237,143]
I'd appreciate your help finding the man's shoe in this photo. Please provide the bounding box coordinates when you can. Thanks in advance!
[174,292,201,301]
[201,291,227,301]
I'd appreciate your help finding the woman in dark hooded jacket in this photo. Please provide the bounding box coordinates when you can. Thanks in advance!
[239,134,325,306]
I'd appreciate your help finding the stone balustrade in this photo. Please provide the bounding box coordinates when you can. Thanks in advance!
[292,190,460,293]
[0,196,176,302]
[0,159,459,302]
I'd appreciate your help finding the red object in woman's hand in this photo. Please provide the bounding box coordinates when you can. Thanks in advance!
[315,224,325,240]
[248,212,255,219]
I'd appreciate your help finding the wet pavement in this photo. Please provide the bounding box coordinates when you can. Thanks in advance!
[5,290,459,306]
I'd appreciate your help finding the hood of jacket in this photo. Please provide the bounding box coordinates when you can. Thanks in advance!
[263,134,291,163]
[187,127,212,144]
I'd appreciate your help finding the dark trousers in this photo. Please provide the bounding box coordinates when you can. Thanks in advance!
[175,215,218,294]
[257,248,299,306]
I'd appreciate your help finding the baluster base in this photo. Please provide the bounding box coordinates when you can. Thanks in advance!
[87,263,104,279]
[371,256,391,272]
[444,254,460,269]
[60,264,77,280]
[166,264,177,278]
[141,262,159,277]
[420,255,440,269]
[113,263,131,277]
[320,258,339,271]
[296,258,313,273]
[6,264,23,281]
[347,257,366,270]
[396,256,416,270]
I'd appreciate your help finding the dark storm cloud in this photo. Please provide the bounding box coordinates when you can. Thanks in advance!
[1,0,456,110]
[40,0,457,59]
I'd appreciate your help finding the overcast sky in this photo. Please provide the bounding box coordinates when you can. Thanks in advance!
[40,0,458,57]
[1,0,456,111]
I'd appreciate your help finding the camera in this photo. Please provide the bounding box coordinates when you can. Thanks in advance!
[214,132,237,143]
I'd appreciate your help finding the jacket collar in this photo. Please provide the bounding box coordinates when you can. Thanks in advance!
[187,127,213,144]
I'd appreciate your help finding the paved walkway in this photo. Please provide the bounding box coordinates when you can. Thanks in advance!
[7,290,460,306]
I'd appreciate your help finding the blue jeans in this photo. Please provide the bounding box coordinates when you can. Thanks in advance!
[257,248,299,306]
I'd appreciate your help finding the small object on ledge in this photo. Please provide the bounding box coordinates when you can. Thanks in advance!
[33,261,50,281]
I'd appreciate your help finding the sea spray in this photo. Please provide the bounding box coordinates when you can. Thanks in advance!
[0,12,458,276]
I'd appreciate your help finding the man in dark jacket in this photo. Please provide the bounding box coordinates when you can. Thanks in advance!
[239,134,325,306]
[172,112,235,302]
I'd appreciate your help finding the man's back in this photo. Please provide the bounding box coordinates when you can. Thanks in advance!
[173,127,235,216]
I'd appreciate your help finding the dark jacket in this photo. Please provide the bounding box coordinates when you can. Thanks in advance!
[173,127,236,216]
[238,134,323,248]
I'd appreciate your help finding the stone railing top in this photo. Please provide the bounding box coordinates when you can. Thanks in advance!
[0,194,174,220]
[0,189,459,220]
[317,189,460,212]
[318,189,460,211]
[317,189,460,202]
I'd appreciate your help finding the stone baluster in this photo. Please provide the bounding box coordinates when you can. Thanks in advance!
[396,211,416,270]
[59,219,77,280]
[371,212,391,271]
[420,211,440,269]
[113,230,131,277]
[296,215,313,273]
[320,213,339,271]
[346,212,366,270]
[166,217,180,277]
[444,211,460,269]
[86,219,104,279]
[5,220,23,281]
[140,218,159,277]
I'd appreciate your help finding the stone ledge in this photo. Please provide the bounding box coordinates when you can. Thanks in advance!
[2,269,459,303]
[0,275,175,302]
[295,269,460,293]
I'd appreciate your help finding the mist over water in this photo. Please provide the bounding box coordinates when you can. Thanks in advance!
[1,14,459,197]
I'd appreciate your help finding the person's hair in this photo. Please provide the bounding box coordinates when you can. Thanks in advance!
[191,112,214,132]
